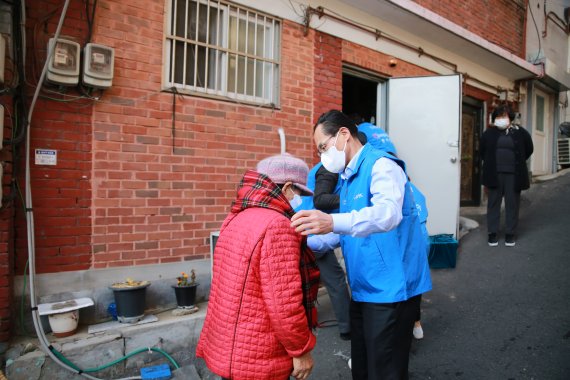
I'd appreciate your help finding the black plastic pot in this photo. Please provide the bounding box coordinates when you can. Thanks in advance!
[172,284,199,308]
[110,282,150,323]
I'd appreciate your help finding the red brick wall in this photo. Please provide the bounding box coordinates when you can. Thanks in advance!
[342,40,434,78]
[10,1,94,275]
[3,1,317,275]
[413,0,527,57]
[313,32,343,125]
[89,3,315,268]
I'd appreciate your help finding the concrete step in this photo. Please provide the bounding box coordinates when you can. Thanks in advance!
[6,304,208,379]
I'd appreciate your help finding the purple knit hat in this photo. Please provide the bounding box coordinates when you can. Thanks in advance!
[256,153,313,196]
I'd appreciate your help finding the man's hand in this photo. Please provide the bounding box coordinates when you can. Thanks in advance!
[291,351,314,380]
[291,210,333,235]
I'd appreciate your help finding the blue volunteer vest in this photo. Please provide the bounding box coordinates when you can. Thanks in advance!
[339,144,432,303]
[410,182,430,256]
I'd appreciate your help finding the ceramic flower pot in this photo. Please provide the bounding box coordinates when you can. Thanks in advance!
[110,281,150,323]
[48,310,79,338]
[172,284,198,308]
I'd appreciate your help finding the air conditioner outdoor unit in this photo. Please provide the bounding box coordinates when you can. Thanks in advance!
[82,43,114,89]
[46,38,80,86]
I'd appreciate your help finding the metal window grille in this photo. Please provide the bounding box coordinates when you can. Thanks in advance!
[165,0,280,105]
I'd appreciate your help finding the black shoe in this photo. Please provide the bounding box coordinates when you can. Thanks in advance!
[488,233,498,247]
[340,332,351,341]
[505,234,516,247]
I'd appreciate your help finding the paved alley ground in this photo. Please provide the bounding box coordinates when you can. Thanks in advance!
[310,171,570,379]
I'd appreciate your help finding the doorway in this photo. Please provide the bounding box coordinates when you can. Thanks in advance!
[461,99,483,206]
[342,70,382,124]
[531,88,553,175]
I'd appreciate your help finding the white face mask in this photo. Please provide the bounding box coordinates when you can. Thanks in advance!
[495,118,510,130]
[321,132,347,174]
[289,193,303,210]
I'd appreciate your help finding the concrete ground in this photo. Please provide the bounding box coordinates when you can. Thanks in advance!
[309,170,570,379]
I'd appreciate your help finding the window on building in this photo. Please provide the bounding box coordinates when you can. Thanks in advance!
[536,95,544,132]
[165,0,281,105]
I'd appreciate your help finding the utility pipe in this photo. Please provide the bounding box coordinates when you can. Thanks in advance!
[24,0,101,378]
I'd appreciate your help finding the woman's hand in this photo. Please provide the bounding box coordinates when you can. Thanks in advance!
[291,351,314,380]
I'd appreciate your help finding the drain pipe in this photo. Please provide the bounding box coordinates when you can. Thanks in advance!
[23,0,100,378]
[278,128,286,154]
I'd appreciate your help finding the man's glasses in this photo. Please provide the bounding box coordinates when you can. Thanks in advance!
[317,135,335,157]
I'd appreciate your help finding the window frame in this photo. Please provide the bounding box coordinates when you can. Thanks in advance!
[163,0,281,107]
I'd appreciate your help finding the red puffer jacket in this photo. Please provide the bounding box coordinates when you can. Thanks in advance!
[196,208,316,380]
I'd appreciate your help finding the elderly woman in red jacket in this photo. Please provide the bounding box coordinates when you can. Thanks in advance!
[197,153,319,380]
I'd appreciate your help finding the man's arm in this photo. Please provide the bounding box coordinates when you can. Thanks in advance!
[307,232,340,252]
[332,157,406,237]
[292,158,406,236]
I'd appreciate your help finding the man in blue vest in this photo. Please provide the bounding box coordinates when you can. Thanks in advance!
[291,110,432,380]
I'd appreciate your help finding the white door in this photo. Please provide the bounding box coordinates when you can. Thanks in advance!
[387,75,462,237]
[530,89,551,175]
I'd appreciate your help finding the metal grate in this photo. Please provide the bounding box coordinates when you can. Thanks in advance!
[165,0,281,105]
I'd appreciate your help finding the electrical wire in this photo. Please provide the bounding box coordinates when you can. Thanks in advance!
[85,0,98,43]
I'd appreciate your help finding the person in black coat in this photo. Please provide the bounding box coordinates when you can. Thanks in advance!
[480,104,533,247]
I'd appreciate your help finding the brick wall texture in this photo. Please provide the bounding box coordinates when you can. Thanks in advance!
[413,0,527,57]
[1,0,517,343]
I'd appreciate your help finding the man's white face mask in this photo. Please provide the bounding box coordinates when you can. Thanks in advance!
[321,131,347,174]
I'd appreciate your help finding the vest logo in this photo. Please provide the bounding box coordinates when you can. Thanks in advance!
[353,193,364,200]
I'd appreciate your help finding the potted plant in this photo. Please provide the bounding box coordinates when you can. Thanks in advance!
[109,278,151,323]
[172,269,199,309]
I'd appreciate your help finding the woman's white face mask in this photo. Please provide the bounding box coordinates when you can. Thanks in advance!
[289,193,303,210]
[494,118,510,130]
[321,131,347,174]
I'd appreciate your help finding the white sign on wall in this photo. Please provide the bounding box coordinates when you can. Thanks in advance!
[35,149,57,166]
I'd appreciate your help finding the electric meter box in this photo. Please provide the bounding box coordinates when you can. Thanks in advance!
[46,38,80,86]
[83,43,114,89]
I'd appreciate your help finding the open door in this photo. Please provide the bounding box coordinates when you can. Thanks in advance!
[387,75,461,238]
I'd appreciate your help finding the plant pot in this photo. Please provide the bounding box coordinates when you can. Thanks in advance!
[48,310,79,338]
[172,284,199,308]
[110,281,150,323]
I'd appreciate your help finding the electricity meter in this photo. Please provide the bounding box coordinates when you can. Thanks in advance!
[46,38,80,86]
[83,43,114,89]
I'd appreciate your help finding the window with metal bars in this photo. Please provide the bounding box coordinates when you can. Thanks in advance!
[165,0,281,106]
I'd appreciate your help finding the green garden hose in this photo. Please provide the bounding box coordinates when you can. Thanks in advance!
[51,346,180,373]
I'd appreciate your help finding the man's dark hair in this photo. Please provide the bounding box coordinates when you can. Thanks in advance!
[491,104,516,122]
[314,110,359,137]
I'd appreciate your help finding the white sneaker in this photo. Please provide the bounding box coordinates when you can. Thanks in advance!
[348,358,351,369]
[413,325,424,339]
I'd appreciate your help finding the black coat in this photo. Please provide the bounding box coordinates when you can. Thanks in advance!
[313,164,340,211]
[480,125,534,191]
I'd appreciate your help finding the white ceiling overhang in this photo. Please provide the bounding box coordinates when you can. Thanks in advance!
[343,0,543,82]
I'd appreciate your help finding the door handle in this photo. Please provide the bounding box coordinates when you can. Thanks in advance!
[450,157,457,163]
